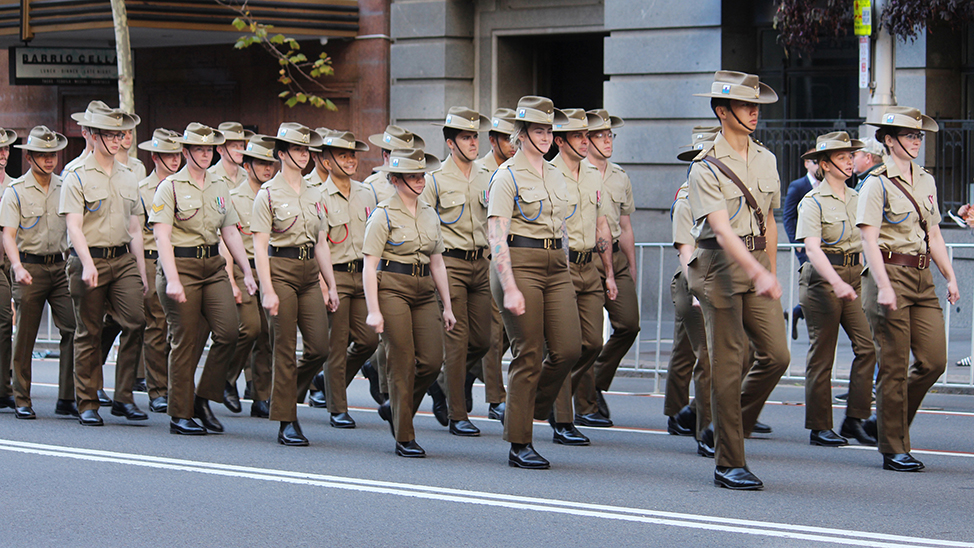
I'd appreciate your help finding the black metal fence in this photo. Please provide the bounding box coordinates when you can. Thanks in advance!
[754,119,974,220]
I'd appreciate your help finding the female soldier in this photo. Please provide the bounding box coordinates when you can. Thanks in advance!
[251,122,339,447]
[362,147,456,458]
[858,106,959,472]
[151,123,257,436]
[795,132,877,447]
[487,95,581,469]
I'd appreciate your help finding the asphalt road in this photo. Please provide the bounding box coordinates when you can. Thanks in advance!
[2,360,972,547]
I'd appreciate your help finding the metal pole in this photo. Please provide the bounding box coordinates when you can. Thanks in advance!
[634,245,644,377]
[862,0,895,138]
[654,245,664,392]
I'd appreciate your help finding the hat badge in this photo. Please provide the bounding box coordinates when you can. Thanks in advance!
[200,133,210,143]
[392,158,399,167]
[885,114,895,123]
[27,136,33,145]
[278,128,288,137]
[301,133,309,144]
[153,139,159,148]
[492,119,499,128]
[383,134,392,143]
[818,142,827,150]
[721,84,732,94]
[247,143,254,151]
[0,134,6,144]
[446,114,453,124]
[517,109,526,119]
[326,138,333,145]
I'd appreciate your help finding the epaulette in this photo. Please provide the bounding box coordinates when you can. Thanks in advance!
[691,141,717,162]
[260,180,274,189]
[750,136,768,149]
[610,161,626,174]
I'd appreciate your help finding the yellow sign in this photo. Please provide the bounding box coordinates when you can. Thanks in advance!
[854,0,872,36]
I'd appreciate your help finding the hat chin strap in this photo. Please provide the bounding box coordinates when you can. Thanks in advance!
[525,132,546,156]
[188,149,208,172]
[284,148,306,171]
[28,152,52,176]
[589,139,609,160]
[449,139,475,164]
[826,157,850,180]
[328,150,352,178]
[97,132,113,156]
[895,135,918,160]
[729,108,755,133]
[561,138,585,161]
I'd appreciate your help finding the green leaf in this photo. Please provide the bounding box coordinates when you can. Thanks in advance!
[289,53,307,64]
[325,99,337,111]
[270,34,286,45]
[234,38,249,50]
[279,76,291,85]
[285,97,299,108]
[278,90,291,98]
[295,92,307,103]
[310,96,324,108]
[279,58,289,66]
[231,17,247,31]
[288,40,300,50]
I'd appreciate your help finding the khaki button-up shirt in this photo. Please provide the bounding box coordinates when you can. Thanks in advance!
[59,154,140,248]
[671,182,695,248]
[364,171,397,205]
[306,169,326,188]
[123,157,147,185]
[797,182,862,255]
[208,160,248,189]
[230,180,260,257]
[138,171,164,252]
[321,176,376,264]
[486,150,569,240]
[362,191,444,265]
[420,155,490,251]
[251,173,326,247]
[551,154,603,251]
[688,133,781,241]
[598,161,635,241]
[477,153,501,174]
[149,166,238,247]
[856,158,940,255]
[0,171,69,255]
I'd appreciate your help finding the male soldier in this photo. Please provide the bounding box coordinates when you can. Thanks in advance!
[1,126,76,419]
[135,128,184,413]
[0,127,16,410]
[116,124,147,182]
[479,108,517,173]
[361,125,428,403]
[547,109,617,445]
[225,134,277,419]
[573,109,639,424]
[665,127,720,458]
[209,121,253,411]
[686,71,790,490]
[421,107,494,436]
[312,130,378,427]
[60,102,149,426]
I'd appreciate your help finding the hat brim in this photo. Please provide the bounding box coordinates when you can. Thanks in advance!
[368,133,426,151]
[693,82,779,105]
[320,140,369,153]
[801,140,865,160]
[375,153,441,174]
[16,135,69,153]
[137,141,183,153]
[241,150,279,162]
[431,114,492,132]
[0,129,17,148]
[866,114,939,133]
[676,149,700,162]
[517,108,570,127]
[73,112,140,131]
[175,135,226,146]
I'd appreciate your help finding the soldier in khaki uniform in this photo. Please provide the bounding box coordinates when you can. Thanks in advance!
[60,102,148,426]
[547,109,617,446]
[858,106,958,472]
[573,109,639,423]
[0,126,16,411]
[488,96,581,469]
[475,108,517,423]
[363,147,456,458]
[795,132,877,448]
[151,123,257,436]
[665,128,719,457]
[136,128,183,414]
[225,135,277,419]
[309,130,378,428]
[686,71,791,490]
[362,125,428,400]
[252,122,339,446]
[0,127,75,419]
[420,107,493,437]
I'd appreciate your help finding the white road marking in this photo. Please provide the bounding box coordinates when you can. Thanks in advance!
[0,438,969,548]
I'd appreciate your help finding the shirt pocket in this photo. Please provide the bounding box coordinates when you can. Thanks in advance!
[820,208,847,245]
[515,184,546,221]
[885,193,913,225]
[387,220,418,253]
[19,198,45,228]
[436,188,466,222]
[271,199,300,233]
[83,181,109,211]
[174,194,203,222]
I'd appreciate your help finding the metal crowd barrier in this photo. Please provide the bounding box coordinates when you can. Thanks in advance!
[29,242,974,392]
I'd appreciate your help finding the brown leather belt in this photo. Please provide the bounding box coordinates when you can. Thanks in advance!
[269,245,315,260]
[173,244,220,259]
[333,260,364,273]
[825,252,860,267]
[442,247,487,261]
[20,252,64,265]
[697,236,766,251]
[508,234,562,249]
[882,251,929,270]
[569,250,593,264]
[378,259,430,277]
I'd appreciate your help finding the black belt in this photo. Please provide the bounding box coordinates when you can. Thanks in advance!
[442,247,487,261]
[333,260,364,273]
[882,251,929,270]
[697,236,766,251]
[569,249,593,264]
[173,244,220,259]
[508,234,562,250]
[378,259,430,277]
[612,241,620,253]
[144,250,159,260]
[19,252,64,265]
[70,245,128,259]
[824,252,860,267]
[269,245,315,260]
[248,258,257,269]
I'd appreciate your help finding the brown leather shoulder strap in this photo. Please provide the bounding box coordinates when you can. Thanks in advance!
[703,156,766,236]
[886,175,930,251]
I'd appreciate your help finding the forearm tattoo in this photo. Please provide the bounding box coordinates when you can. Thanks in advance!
[488,216,517,291]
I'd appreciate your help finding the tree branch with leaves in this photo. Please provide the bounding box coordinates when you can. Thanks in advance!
[215,0,338,109]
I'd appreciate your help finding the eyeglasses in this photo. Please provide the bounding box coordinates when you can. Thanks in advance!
[899,132,924,142]
[589,132,616,141]
[98,131,125,141]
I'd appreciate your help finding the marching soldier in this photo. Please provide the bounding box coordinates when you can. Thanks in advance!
[0,126,76,419]
[0,126,16,411]
[60,102,149,426]
[136,128,183,414]
[421,107,493,437]
[150,122,257,436]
